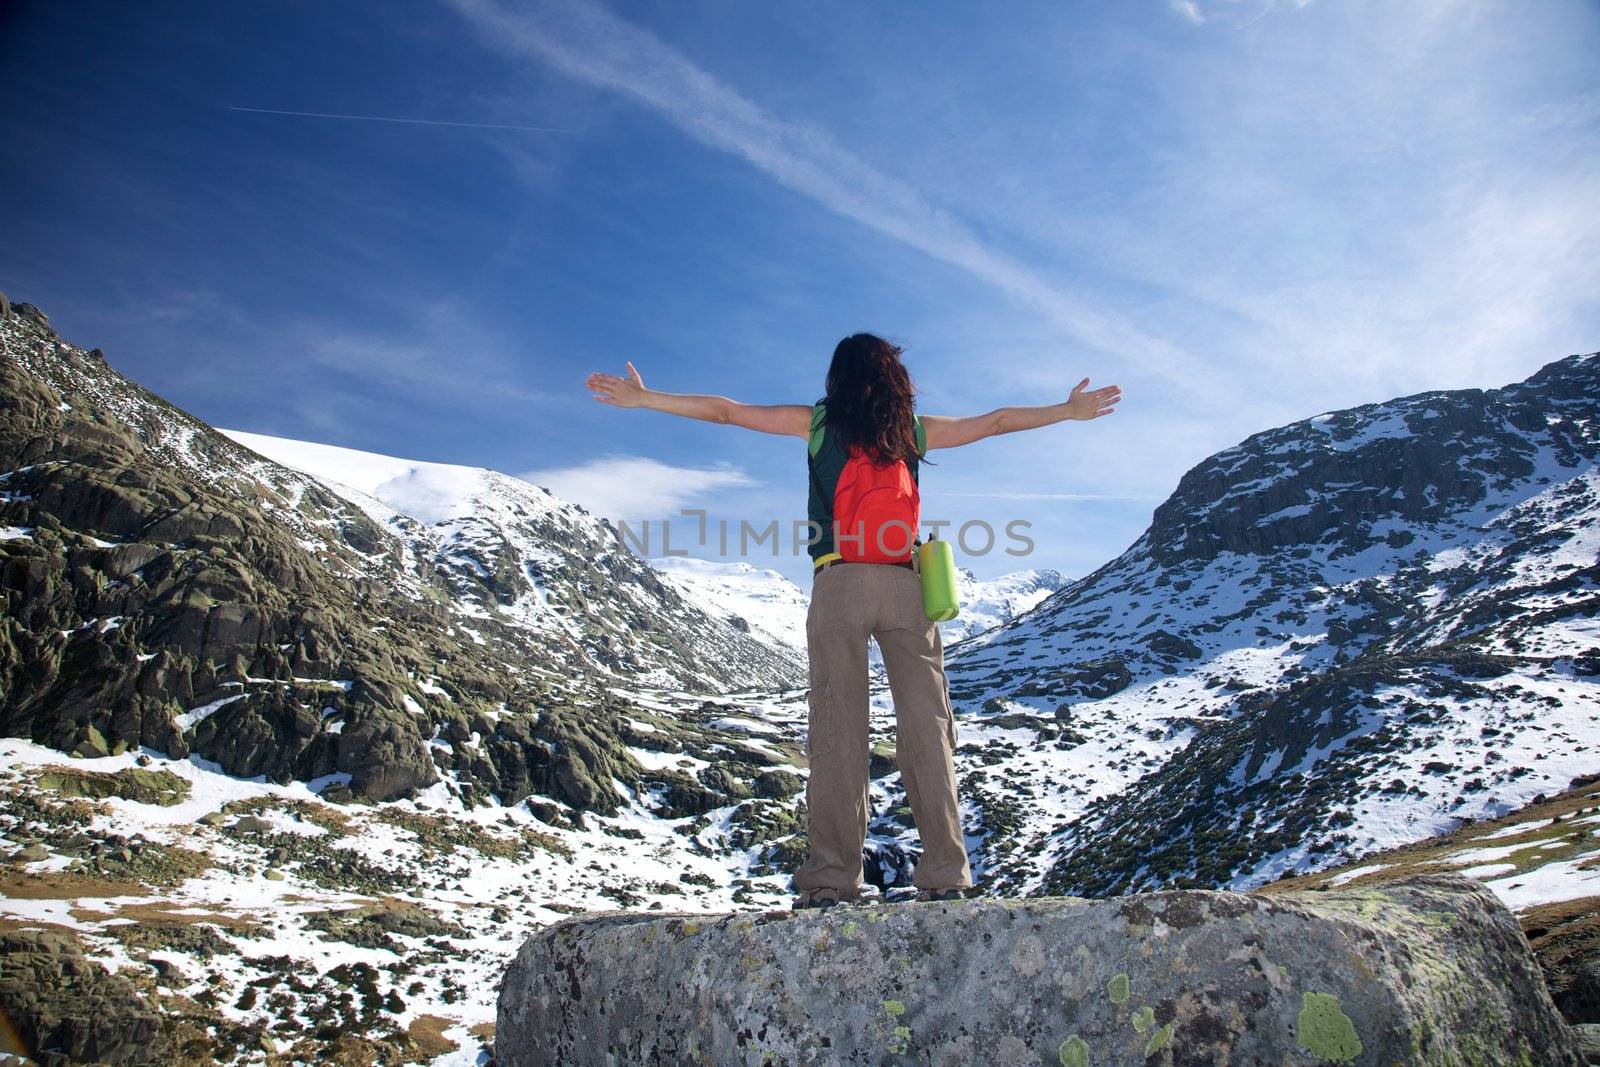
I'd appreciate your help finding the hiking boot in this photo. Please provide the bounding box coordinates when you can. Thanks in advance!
[791,888,845,911]
[914,887,969,902]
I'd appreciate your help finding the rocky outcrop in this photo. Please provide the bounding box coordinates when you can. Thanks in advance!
[1575,1023,1600,1064]
[1144,353,1600,566]
[0,929,170,1066]
[0,300,803,814]
[496,874,1582,1066]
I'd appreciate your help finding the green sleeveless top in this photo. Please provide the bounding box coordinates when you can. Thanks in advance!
[805,399,927,562]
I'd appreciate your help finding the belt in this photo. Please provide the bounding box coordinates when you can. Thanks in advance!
[813,554,916,575]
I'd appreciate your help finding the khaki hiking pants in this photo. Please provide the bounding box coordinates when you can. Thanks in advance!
[794,561,972,898]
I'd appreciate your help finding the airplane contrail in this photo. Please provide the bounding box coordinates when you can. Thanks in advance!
[226,106,577,133]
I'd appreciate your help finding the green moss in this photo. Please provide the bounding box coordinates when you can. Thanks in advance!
[373,803,568,860]
[1107,972,1130,1005]
[36,765,191,806]
[1058,1034,1089,1067]
[222,796,351,836]
[1144,1022,1174,1054]
[1297,991,1362,1064]
[81,723,110,757]
[881,999,906,1016]
[1131,1005,1155,1034]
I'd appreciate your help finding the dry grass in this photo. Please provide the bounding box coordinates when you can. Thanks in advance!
[1520,895,1600,967]
[220,795,353,835]
[0,915,86,936]
[68,901,267,933]
[405,1014,459,1059]
[0,870,151,900]
[1261,776,1600,896]
[373,806,568,860]
[1518,894,1600,1021]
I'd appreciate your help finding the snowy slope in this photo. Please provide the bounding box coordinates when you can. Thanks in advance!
[214,428,804,693]
[647,556,809,663]
[944,567,1070,646]
[932,351,1600,896]
[0,675,811,1066]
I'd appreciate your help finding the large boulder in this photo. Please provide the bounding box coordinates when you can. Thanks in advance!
[497,874,1582,1066]
[0,929,170,1066]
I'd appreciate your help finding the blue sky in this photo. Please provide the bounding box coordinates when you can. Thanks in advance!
[3,0,1597,586]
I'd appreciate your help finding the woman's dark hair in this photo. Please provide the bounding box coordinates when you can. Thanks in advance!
[824,333,921,464]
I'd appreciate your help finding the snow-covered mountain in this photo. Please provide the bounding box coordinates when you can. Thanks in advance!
[934,351,1600,896]
[0,301,802,813]
[647,556,809,663]
[943,566,1070,646]
[0,298,821,1061]
[644,557,1069,666]
[215,428,804,694]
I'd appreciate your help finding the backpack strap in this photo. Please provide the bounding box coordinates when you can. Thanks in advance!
[808,402,827,459]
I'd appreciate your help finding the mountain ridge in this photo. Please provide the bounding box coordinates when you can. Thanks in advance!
[935,350,1600,896]
[0,301,803,816]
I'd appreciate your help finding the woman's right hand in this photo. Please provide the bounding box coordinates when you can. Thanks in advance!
[586,362,648,408]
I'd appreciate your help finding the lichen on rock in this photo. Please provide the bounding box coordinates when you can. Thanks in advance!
[495,873,1584,1065]
[1297,991,1362,1063]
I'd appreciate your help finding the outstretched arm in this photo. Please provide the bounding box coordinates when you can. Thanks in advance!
[922,377,1121,450]
[585,362,811,438]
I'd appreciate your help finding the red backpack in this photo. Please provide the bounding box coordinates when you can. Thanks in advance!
[808,403,925,564]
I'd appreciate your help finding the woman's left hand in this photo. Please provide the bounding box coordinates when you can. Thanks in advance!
[1063,378,1121,421]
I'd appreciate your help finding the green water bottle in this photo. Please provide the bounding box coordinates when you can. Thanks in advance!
[918,534,960,622]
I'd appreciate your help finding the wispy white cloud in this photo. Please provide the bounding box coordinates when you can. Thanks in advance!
[447,0,1594,581]
[303,298,550,408]
[225,105,578,133]
[948,1,1599,408]
[448,0,1228,405]
[518,455,754,521]
[1170,0,1316,25]
[109,287,554,423]
[1170,0,1205,25]
[1515,89,1600,133]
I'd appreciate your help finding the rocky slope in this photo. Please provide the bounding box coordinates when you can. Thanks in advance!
[0,704,810,1067]
[933,350,1600,896]
[212,428,804,694]
[0,301,802,815]
[0,296,809,1064]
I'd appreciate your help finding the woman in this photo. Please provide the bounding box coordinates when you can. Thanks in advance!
[585,334,1121,908]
